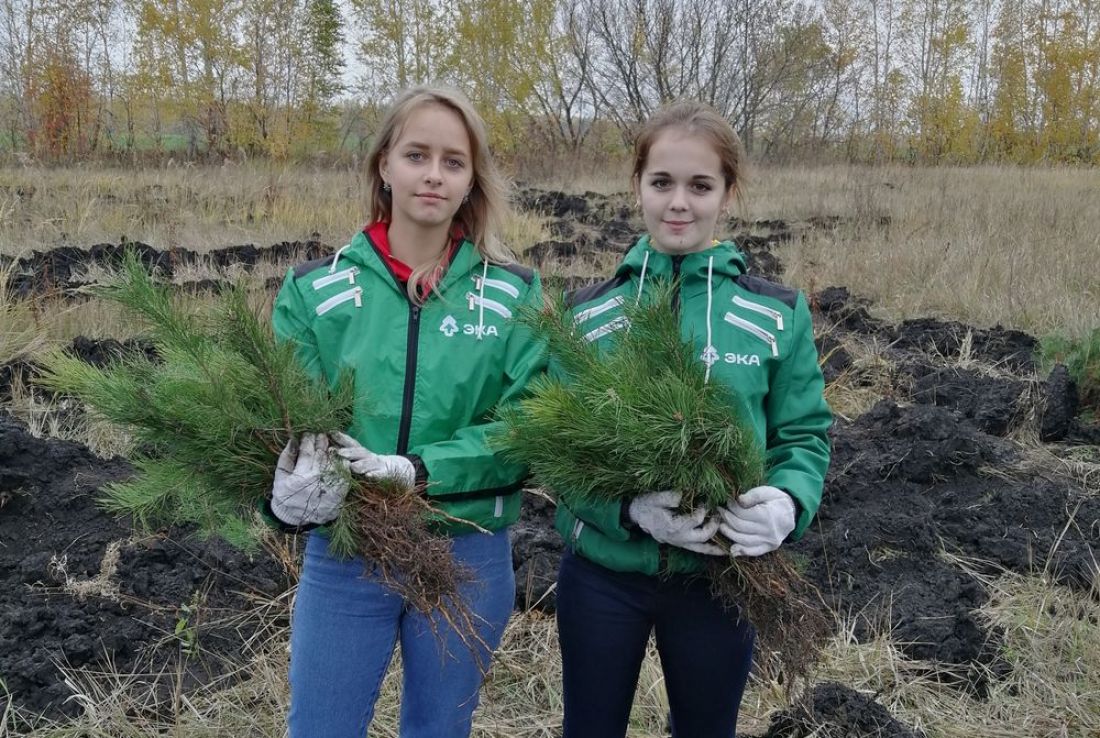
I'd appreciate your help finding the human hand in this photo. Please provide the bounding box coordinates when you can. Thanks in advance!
[331,432,416,488]
[270,433,349,526]
[717,485,796,557]
[628,490,725,555]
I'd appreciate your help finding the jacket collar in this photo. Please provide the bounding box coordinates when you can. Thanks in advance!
[616,234,747,290]
[340,227,483,299]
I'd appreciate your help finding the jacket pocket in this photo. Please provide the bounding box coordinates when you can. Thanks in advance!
[583,315,630,342]
[723,312,778,357]
[732,294,784,331]
[312,266,359,290]
[473,275,520,299]
[315,287,362,316]
[466,292,513,319]
[574,295,625,325]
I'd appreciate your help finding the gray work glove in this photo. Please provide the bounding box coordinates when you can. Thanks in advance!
[628,490,724,555]
[716,485,797,557]
[332,432,416,488]
[270,433,349,526]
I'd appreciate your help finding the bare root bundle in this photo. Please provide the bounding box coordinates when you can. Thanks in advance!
[707,548,829,687]
[330,480,486,658]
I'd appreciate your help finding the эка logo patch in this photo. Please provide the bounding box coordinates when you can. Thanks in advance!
[440,315,459,337]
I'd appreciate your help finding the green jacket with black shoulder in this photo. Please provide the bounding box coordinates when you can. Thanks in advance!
[555,236,832,574]
[269,228,545,534]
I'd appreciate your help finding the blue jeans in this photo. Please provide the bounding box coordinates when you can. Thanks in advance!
[288,528,515,738]
[556,550,755,738]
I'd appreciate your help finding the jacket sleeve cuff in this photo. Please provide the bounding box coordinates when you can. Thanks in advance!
[620,499,638,531]
[259,498,322,535]
[404,454,430,494]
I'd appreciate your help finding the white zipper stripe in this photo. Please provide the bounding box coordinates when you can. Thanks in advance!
[474,276,520,299]
[732,295,784,331]
[312,267,359,290]
[316,287,363,316]
[584,316,630,342]
[466,293,512,319]
[723,312,778,357]
[575,295,625,324]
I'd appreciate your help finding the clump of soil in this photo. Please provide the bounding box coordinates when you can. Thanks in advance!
[0,412,290,723]
[760,682,926,738]
[510,492,564,610]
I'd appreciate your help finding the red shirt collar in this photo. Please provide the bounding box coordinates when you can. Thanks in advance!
[364,221,464,289]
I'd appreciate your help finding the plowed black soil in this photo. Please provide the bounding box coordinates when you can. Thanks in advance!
[3,241,326,299]
[0,414,290,725]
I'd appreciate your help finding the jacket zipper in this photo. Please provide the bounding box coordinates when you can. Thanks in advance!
[583,315,630,342]
[732,294,783,331]
[396,303,421,454]
[466,292,513,319]
[360,230,424,456]
[723,312,778,357]
[671,255,684,313]
[473,275,520,299]
[312,266,359,290]
[574,294,625,324]
[315,287,362,316]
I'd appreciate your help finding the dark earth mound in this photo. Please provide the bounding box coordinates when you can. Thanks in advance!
[5,241,328,299]
[5,190,855,302]
[0,413,290,725]
[1,337,158,405]
[760,682,926,738]
[795,400,1098,687]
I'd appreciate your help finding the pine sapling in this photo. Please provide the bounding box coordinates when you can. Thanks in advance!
[36,252,478,642]
[497,284,828,681]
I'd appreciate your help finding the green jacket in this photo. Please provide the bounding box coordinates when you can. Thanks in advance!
[270,228,545,534]
[555,236,832,574]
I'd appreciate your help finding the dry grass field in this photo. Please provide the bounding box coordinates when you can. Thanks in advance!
[2,163,1097,340]
[1,162,1098,737]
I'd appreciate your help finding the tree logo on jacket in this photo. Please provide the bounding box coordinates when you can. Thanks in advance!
[440,315,460,337]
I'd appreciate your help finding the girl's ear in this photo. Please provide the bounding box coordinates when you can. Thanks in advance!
[723,184,737,211]
[378,152,390,183]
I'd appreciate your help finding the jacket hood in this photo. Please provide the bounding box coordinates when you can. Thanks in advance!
[615,235,748,285]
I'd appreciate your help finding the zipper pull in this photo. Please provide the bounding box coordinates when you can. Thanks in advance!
[467,292,476,311]
[348,267,359,285]
[353,288,362,307]
[473,276,483,291]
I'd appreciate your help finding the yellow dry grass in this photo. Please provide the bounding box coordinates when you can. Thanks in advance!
[760,165,1100,340]
[5,163,1096,340]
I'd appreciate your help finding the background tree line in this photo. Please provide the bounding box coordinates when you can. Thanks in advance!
[1,0,1097,165]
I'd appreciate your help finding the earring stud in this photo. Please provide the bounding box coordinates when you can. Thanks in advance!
[382,182,391,192]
